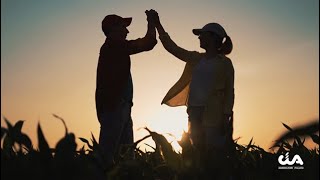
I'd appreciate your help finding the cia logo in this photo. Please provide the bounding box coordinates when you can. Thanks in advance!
[278,152,304,166]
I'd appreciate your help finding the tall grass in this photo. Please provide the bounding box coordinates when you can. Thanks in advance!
[1,115,319,180]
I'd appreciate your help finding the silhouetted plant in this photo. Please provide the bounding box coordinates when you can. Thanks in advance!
[1,116,319,180]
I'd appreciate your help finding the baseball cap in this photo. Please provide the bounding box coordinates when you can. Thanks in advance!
[102,14,132,34]
[192,23,227,38]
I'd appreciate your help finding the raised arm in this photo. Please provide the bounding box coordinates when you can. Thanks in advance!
[150,10,202,63]
[128,10,158,55]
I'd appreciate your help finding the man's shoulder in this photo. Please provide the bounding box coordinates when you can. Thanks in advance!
[217,55,232,63]
[99,41,129,54]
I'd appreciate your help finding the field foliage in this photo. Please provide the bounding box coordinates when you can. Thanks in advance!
[1,115,319,180]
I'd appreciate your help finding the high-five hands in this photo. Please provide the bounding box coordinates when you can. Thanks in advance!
[145,9,160,25]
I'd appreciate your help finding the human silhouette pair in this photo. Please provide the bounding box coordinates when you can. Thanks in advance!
[95,10,235,174]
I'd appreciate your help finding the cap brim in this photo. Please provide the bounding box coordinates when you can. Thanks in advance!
[123,17,132,27]
[192,29,202,35]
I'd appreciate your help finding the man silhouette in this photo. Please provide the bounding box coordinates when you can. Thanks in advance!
[95,11,157,168]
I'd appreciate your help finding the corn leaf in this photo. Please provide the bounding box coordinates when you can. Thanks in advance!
[282,122,293,131]
[145,127,181,171]
[79,137,93,149]
[1,127,7,140]
[310,134,319,145]
[37,123,52,160]
[53,114,68,135]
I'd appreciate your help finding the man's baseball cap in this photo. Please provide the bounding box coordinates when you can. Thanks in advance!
[102,14,132,34]
[192,23,227,38]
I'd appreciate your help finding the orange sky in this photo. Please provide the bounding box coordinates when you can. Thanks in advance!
[1,0,319,152]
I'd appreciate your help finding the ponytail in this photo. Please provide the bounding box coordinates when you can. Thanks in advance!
[219,35,233,55]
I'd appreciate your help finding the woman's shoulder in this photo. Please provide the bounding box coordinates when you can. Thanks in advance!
[186,52,205,65]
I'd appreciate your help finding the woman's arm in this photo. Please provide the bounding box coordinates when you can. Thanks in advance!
[152,10,201,63]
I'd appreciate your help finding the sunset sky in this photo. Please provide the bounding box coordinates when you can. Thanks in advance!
[1,0,319,151]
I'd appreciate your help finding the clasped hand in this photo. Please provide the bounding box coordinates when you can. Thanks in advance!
[145,9,160,25]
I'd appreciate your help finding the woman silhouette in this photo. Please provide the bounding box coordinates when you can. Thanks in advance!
[150,10,235,156]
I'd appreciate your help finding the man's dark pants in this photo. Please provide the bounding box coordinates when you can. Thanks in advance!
[97,101,133,167]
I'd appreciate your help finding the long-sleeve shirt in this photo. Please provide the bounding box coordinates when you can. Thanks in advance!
[96,23,157,113]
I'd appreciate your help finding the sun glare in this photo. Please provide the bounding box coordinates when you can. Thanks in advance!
[144,106,189,152]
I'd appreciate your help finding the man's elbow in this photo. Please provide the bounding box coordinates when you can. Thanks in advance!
[145,39,158,51]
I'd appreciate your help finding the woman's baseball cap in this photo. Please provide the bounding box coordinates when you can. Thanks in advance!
[192,23,227,38]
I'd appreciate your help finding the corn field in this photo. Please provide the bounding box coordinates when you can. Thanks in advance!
[1,115,319,180]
